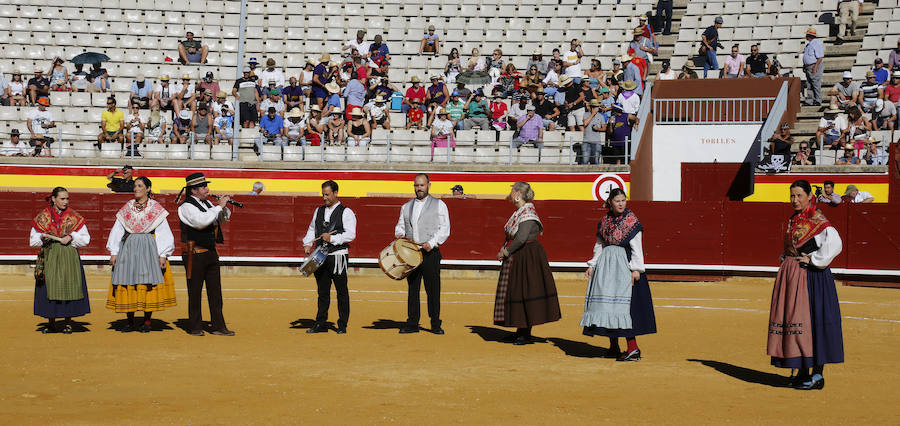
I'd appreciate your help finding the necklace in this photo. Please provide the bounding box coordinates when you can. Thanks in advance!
[133,199,147,212]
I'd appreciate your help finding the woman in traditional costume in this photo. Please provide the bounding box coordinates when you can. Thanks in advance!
[493,182,561,345]
[29,187,91,334]
[581,188,656,361]
[768,180,843,390]
[106,177,176,333]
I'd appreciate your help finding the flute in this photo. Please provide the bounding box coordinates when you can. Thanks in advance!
[208,194,244,208]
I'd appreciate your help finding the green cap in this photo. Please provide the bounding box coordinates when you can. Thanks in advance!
[600,87,610,93]
[269,89,280,95]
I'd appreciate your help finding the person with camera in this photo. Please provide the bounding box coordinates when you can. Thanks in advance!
[816,181,842,206]
[700,17,724,77]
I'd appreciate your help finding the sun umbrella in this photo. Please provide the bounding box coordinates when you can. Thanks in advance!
[455,71,491,86]
[71,52,110,64]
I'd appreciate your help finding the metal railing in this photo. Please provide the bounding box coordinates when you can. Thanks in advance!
[654,96,777,125]
[630,81,653,161]
[754,81,790,161]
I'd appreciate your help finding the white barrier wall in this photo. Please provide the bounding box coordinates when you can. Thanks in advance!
[651,124,759,201]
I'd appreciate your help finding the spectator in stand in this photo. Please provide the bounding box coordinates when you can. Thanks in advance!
[533,87,559,131]
[846,106,872,148]
[213,105,234,145]
[620,54,643,95]
[1,129,30,157]
[872,58,889,84]
[561,75,586,131]
[343,30,370,59]
[450,185,468,198]
[98,96,124,147]
[638,14,655,41]
[127,74,151,109]
[678,60,699,79]
[831,71,859,109]
[513,104,544,149]
[835,0,862,45]
[343,71,366,119]
[247,57,260,76]
[701,17,724,78]
[463,89,490,130]
[368,75,397,106]
[200,71,221,98]
[657,0,673,35]
[420,25,440,55]
[27,98,55,152]
[858,71,883,112]
[364,95,391,129]
[170,110,192,144]
[283,108,305,146]
[628,28,656,81]
[583,98,608,165]
[793,140,816,165]
[70,64,96,93]
[152,74,173,112]
[507,95,529,130]
[498,64,522,98]
[325,107,346,144]
[454,81,471,101]
[48,57,68,92]
[608,58,624,84]
[598,87,614,121]
[145,103,166,144]
[617,80,641,115]
[563,39,584,83]
[368,35,391,69]
[178,31,208,64]
[657,60,676,80]
[123,101,145,150]
[818,181,842,206]
[522,65,544,99]
[173,74,196,116]
[818,107,849,150]
[259,58,285,89]
[843,184,873,202]
[299,59,315,96]
[586,59,606,89]
[431,108,456,155]
[191,104,214,144]
[873,99,897,131]
[425,75,449,125]
[769,123,794,157]
[444,48,462,85]
[835,148,860,165]
[233,67,260,128]
[305,105,325,146]
[467,48,486,71]
[489,93,509,131]
[444,91,465,130]
[259,89,286,118]
[528,48,548,78]
[312,53,335,111]
[605,104,635,164]
[863,138,888,165]
[257,107,285,153]
[745,45,771,78]
[406,100,425,130]
[27,67,51,105]
[346,109,371,147]
[580,78,596,108]
[889,38,900,71]
[722,45,745,78]
[486,49,505,86]
[90,63,110,92]
[884,71,900,104]
[402,76,426,115]
[106,166,134,192]
[0,71,9,106]
[543,60,561,96]
[211,91,234,118]
[323,82,342,117]
[249,182,265,195]
[803,28,825,106]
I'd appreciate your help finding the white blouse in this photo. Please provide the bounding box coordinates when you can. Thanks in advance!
[106,219,175,257]
[586,231,645,273]
[29,226,90,248]
[807,226,842,268]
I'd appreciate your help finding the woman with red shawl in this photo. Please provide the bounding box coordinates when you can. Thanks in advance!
[768,180,844,390]
[29,187,91,333]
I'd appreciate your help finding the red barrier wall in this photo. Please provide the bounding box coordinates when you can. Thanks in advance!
[2,193,898,274]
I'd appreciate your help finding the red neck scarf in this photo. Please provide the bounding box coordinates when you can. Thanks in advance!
[598,208,643,246]
[785,200,831,254]
[32,206,86,238]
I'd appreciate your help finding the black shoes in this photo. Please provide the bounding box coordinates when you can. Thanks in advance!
[188,330,205,336]
[834,37,844,45]
[616,349,642,362]
[120,323,136,333]
[139,323,151,333]
[431,326,445,335]
[306,323,328,334]
[61,324,73,334]
[512,335,533,345]
[605,348,622,359]
[211,328,236,336]
[335,326,347,334]
[796,374,825,390]
[399,325,420,334]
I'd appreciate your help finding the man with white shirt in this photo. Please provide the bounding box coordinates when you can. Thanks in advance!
[843,184,874,203]
[258,58,285,89]
[394,174,451,335]
[342,30,370,59]
[1,129,30,156]
[562,39,584,82]
[176,173,235,337]
[303,181,357,334]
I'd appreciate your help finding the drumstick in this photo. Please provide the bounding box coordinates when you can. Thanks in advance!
[41,234,64,243]
[313,230,338,243]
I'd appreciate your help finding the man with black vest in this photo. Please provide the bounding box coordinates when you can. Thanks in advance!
[302,180,357,334]
[394,173,451,334]
[176,173,235,336]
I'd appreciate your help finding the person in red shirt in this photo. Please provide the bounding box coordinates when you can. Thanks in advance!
[884,71,900,104]
[406,99,425,129]
[403,76,427,115]
[490,93,509,130]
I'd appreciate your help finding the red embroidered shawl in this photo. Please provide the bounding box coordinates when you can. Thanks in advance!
[503,203,542,238]
[784,201,832,255]
[598,208,643,246]
[116,199,169,234]
[32,207,86,238]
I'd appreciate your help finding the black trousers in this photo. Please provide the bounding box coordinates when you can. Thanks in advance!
[406,248,442,327]
[313,254,350,328]
[184,250,226,332]
[656,0,673,35]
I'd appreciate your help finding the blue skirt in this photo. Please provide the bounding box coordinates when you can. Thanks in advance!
[583,273,657,338]
[771,267,844,369]
[34,262,91,319]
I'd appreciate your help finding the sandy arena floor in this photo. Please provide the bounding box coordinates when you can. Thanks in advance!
[0,271,897,424]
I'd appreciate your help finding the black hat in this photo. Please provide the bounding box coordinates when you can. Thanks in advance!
[10,129,19,136]
[185,172,209,187]
[122,165,133,171]
[451,184,464,192]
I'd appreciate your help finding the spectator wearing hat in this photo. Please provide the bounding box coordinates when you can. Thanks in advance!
[605,103,636,164]
[191,104,214,144]
[343,30,370,59]
[560,74,586,131]
[745,44,771,78]
[232,67,261,128]
[863,138,889,165]
[722,44,746,78]
[443,91,466,130]
[513,104,544,149]
[873,99,897,131]
[450,185,467,199]
[700,17,724,78]
[346,109,371,147]
[363,95,391,129]
[857,71,883,112]
[27,97,55,147]
[130,74,152,109]
[152,74,175,112]
[628,27,657,79]
[257,106,286,153]
[259,58,285,89]
[818,106,849,150]
[1,129,30,157]
[402,76,427,116]
[656,0,673,35]
[463,89,490,130]
[583,98,608,165]
[406,99,425,130]
[803,27,825,106]
[27,67,51,105]
[211,91,235,118]
[620,54,643,95]
[325,107,346,145]
[247,57,260,76]
[677,60,698,80]
[425,75,449,125]
[872,58,889,85]
[106,165,135,192]
[170,110,193,144]
[489,93,509,131]
[368,35,391,68]
[282,107,306,146]
[528,48,548,78]
[637,14,656,42]
[617,80,641,115]
[213,104,234,145]
[98,96,125,147]
[322,81,343,117]
[884,71,900,104]
[657,60,676,80]
[312,53,336,111]
[172,74,197,116]
[507,95,530,130]
[200,71,221,97]
[304,105,325,146]
[258,88,286,118]
[420,25,440,55]
[831,71,860,108]
[47,57,69,92]
[598,87,614,121]
[836,0,863,44]
[178,31,208,64]
[843,184,873,203]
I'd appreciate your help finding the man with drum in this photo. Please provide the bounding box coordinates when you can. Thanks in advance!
[394,174,451,334]
[303,180,357,334]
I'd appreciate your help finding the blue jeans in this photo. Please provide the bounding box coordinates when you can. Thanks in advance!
[401,104,426,114]
[703,49,719,77]
[583,141,602,164]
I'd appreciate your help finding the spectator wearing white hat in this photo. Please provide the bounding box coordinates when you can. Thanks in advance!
[863,138,889,165]
[620,54,643,95]
[363,95,391,129]
[325,107,346,145]
[817,106,849,150]
[170,109,193,144]
[283,108,307,146]
[211,91,235,118]
[830,71,859,109]
[527,48,548,77]
[802,27,825,106]
[513,104,544,149]
[130,74,152,109]
[872,99,897,131]
[346,109,371,147]
[213,104,234,145]
[420,24,440,55]
[884,70,900,104]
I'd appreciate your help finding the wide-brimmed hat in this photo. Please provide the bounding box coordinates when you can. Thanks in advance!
[179,110,192,120]
[248,57,259,64]
[185,172,209,188]
[619,53,633,63]
[268,88,280,95]
[266,58,276,66]
[893,70,900,78]
[182,73,192,80]
[683,59,695,69]
[319,53,331,63]
[532,47,542,55]
[410,76,420,83]
[10,129,19,136]
[34,66,43,73]
[350,109,364,117]
[805,27,817,36]
[159,74,170,81]
[435,107,447,115]
[37,98,50,106]
[217,91,227,98]
[559,74,573,85]
[311,105,321,112]
[525,104,536,111]
[633,27,644,35]
[534,86,545,94]
[331,106,343,114]
[842,71,853,79]
[622,80,637,90]
[866,71,876,78]
[287,108,303,118]
[825,106,842,114]
[843,184,858,196]
[374,95,386,103]
[589,98,601,107]
[325,81,340,93]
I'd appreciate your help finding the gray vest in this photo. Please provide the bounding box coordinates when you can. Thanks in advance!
[403,195,441,244]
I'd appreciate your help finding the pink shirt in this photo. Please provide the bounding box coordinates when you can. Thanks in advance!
[723,54,745,77]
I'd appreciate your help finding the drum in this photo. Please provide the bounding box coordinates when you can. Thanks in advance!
[378,238,423,280]
[300,246,328,276]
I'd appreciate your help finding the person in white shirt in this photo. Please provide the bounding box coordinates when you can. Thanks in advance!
[124,101,145,146]
[563,39,584,80]
[817,107,848,150]
[211,91,235,118]
[302,180,357,334]
[342,30,370,59]
[394,173,451,334]
[1,129,30,156]
[284,108,306,145]
[27,99,55,140]
[843,184,873,203]
[258,58,285,89]
[656,60,677,80]
[171,74,196,117]
[542,60,561,96]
